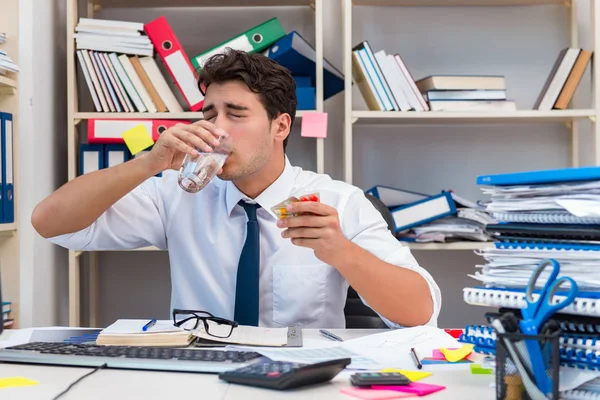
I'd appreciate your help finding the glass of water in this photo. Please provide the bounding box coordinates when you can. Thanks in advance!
[178,129,233,193]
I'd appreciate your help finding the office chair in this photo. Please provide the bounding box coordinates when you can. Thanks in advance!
[344,193,395,329]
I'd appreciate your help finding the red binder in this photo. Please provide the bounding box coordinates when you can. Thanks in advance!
[144,16,204,111]
[88,119,190,144]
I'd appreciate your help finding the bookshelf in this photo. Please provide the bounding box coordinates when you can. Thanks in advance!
[342,0,600,251]
[0,0,20,329]
[66,0,326,326]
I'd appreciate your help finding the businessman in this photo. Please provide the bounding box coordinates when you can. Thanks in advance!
[32,49,441,329]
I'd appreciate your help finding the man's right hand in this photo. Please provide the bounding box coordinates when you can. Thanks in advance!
[145,120,224,173]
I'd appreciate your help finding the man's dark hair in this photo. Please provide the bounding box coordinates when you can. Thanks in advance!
[197,48,297,152]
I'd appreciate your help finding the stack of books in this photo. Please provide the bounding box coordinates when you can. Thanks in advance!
[0,31,18,77]
[75,16,345,114]
[366,185,496,244]
[416,75,516,112]
[462,166,600,395]
[351,40,516,112]
[3,301,13,329]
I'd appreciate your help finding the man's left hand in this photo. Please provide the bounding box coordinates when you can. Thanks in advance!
[276,201,354,266]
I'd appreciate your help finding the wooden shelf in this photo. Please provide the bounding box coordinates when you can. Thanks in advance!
[0,76,17,94]
[73,110,312,121]
[95,0,313,8]
[406,242,494,251]
[352,109,596,125]
[353,0,567,6]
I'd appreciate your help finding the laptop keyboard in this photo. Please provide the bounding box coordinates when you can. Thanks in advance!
[5,342,262,363]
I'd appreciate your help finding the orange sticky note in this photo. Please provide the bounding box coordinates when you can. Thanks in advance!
[0,377,39,389]
[300,111,328,138]
[122,124,155,155]
[440,344,474,362]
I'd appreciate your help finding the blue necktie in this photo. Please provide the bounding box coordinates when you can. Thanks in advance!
[234,201,261,326]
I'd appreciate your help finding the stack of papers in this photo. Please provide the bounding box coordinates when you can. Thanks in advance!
[0,49,19,75]
[470,246,600,292]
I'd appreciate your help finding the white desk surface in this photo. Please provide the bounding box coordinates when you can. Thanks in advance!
[0,328,495,400]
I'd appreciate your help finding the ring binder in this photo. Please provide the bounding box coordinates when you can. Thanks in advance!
[492,211,600,225]
[463,287,600,317]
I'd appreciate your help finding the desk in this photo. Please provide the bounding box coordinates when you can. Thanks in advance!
[0,329,494,400]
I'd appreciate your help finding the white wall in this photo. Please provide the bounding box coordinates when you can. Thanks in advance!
[48,1,593,328]
[18,0,69,328]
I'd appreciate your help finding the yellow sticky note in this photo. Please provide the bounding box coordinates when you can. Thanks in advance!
[0,377,39,389]
[122,124,154,155]
[379,369,432,382]
[440,344,475,362]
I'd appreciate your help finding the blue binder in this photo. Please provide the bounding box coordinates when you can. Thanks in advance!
[79,144,104,175]
[297,86,316,110]
[266,31,344,100]
[389,191,457,232]
[293,76,311,87]
[103,144,130,169]
[0,112,13,224]
[477,165,600,186]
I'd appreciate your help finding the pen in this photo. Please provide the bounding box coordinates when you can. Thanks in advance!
[319,329,344,342]
[410,347,422,370]
[142,319,157,332]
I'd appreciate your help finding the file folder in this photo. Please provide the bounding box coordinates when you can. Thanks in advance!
[477,165,600,186]
[103,144,130,168]
[389,192,457,232]
[79,144,104,176]
[266,31,344,100]
[191,18,285,71]
[144,16,205,111]
[0,112,13,224]
[88,119,190,144]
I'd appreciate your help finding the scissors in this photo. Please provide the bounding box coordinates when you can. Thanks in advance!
[519,259,579,396]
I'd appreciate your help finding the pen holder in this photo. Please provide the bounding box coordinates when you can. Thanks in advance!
[495,329,560,400]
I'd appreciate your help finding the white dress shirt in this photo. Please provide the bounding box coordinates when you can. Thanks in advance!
[48,157,441,329]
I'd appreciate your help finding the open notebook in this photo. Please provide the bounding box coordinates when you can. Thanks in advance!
[96,319,299,347]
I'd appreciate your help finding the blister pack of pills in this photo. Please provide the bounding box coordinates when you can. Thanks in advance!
[271,192,320,219]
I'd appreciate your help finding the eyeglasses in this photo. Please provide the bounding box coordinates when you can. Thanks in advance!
[172,309,238,339]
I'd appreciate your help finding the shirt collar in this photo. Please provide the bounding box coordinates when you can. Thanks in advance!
[225,156,296,220]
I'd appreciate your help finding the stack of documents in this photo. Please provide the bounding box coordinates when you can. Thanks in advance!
[0,49,19,75]
[0,33,5,44]
[75,18,153,57]
[96,319,194,347]
[463,165,600,318]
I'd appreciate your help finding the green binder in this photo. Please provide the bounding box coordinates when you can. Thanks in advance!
[191,18,286,70]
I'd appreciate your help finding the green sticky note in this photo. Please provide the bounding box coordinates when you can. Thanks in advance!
[0,377,39,389]
[470,364,494,375]
[122,124,154,155]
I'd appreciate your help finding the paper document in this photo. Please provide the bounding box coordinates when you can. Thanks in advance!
[100,319,183,335]
[230,345,380,370]
[193,325,288,347]
[340,326,460,369]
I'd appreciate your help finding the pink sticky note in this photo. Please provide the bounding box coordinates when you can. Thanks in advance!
[431,349,449,360]
[340,387,414,399]
[372,382,446,396]
[300,111,328,138]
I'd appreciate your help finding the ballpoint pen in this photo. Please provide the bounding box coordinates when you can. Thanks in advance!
[142,319,157,332]
[319,329,344,342]
[410,347,422,370]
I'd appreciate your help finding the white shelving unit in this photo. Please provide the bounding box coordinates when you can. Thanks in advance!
[342,0,600,252]
[0,0,21,328]
[66,0,326,326]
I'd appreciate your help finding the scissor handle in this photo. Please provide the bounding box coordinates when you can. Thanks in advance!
[522,259,561,320]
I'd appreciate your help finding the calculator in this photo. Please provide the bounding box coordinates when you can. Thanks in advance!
[218,358,351,390]
[350,372,412,387]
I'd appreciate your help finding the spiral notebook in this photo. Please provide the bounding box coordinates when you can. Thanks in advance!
[463,287,600,317]
[492,211,600,225]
